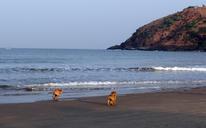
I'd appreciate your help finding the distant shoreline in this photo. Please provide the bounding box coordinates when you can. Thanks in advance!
[1,48,206,52]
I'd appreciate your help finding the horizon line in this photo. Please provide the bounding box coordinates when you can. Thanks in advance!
[0,47,106,50]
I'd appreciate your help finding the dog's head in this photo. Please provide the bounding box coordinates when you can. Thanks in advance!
[110,91,117,97]
[53,88,63,95]
[58,88,63,93]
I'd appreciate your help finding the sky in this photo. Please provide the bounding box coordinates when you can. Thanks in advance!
[0,0,205,49]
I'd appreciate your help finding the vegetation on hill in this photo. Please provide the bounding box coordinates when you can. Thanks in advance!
[108,6,206,51]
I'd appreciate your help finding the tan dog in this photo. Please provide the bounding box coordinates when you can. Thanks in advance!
[53,88,63,101]
[107,91,117,106]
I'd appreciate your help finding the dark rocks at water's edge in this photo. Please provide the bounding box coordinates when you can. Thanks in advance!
[108,6,206,51]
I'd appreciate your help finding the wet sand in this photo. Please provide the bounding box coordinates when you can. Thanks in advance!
[0,87,206,128]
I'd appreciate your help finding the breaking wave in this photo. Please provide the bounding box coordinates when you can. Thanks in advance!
[1,80,206,92]
[1,66,206,73]
[0,67,140,73]
[153,66,206,72]
[0,85,14,89]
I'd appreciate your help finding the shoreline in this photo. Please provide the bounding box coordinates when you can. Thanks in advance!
[0,86,205,105]
[0,87,206,128]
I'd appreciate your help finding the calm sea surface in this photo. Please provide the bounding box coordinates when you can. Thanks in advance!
[0,48,206,103]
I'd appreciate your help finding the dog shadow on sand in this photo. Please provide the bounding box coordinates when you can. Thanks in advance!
[77,99,106,106]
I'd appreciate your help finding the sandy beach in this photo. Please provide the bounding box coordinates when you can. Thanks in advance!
[0,87,206,128]
[1,0,206,127]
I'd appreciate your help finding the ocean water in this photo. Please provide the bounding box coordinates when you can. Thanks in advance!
[0,48,206,103]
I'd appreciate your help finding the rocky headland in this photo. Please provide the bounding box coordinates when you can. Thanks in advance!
[108,6,206,51]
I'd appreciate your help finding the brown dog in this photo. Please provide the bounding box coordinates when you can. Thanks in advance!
[107,91,117,106]
[53,88,63,101]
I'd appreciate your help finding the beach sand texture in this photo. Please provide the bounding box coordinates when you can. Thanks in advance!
[0,88,206,128]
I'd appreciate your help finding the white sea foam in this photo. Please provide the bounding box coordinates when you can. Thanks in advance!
[27,81,160,87]
[22,80,206,90]
[153,66,206,72]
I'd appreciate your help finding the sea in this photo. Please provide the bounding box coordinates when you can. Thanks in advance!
[0,48,206,103]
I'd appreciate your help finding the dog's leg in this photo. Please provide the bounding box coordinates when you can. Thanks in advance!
[53,94,59,101]
[107,99,110,106]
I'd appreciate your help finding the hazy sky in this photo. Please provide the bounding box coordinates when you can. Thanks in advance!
[0,0,205,49]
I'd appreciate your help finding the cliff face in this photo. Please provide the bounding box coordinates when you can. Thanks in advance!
[108,6,206,51]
